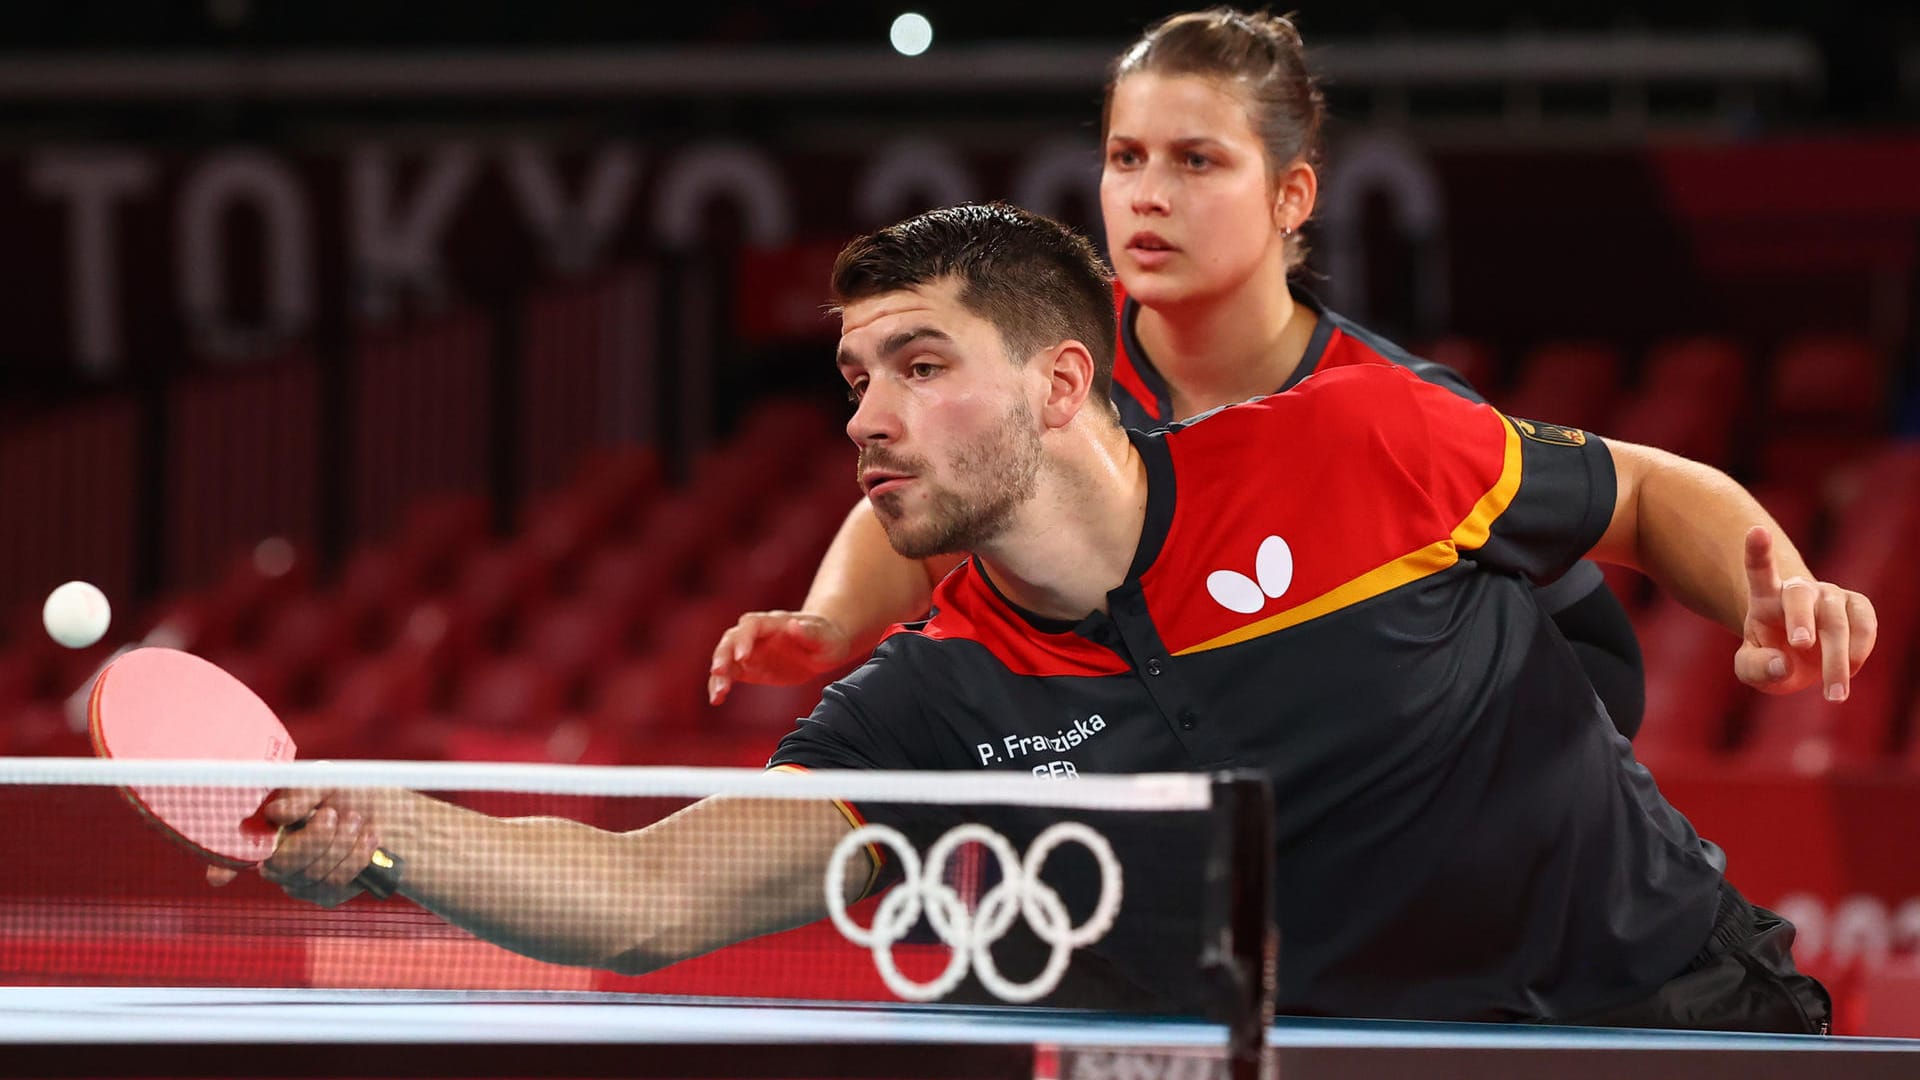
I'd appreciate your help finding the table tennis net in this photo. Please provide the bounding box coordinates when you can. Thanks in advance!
[0,759,1272,1024]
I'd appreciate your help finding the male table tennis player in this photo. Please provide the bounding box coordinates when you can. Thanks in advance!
[242,204,1870,1032]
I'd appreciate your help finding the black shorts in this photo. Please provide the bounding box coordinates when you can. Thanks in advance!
[1560,882,1831,1034]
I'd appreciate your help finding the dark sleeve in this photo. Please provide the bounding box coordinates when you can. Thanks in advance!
[766,642,944,896]
[767,646,930,773]
[1551,581,1647,740]
[1408,355,1608,603]
[1443,408,1619,587]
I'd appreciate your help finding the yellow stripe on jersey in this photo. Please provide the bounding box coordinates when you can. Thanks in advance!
[1451,415,1524,552]
[1177,416,1523,657]
[1175,539,1459,655]
[769,763,883,898]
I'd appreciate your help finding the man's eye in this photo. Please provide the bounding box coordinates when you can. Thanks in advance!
[910,363,940,379]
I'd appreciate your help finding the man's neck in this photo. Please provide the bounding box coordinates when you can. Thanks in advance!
[1135,257,1313,418]
[974,423,1148,623]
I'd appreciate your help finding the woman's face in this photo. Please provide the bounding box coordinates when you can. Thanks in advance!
[1101,73,1286,308]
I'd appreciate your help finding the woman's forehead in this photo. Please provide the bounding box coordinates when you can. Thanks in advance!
[1108,72,1257,136]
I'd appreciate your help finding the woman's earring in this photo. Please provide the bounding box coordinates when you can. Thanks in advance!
[1280,225,1295,239]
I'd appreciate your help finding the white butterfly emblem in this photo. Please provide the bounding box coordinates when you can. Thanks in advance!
[1205,535,1294,615]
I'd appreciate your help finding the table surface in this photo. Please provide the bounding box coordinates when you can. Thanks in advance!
[3,986,1915,1080]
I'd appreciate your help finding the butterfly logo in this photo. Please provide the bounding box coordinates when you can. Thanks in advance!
[1205,535,1294,615]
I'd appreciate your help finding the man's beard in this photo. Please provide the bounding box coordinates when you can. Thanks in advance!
[861,400,1044,560]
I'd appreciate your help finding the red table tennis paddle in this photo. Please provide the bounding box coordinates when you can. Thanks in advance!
[87,647,402,899]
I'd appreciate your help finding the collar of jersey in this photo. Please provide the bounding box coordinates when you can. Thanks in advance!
[1118,283,1341,417]
[963,427,1176,639]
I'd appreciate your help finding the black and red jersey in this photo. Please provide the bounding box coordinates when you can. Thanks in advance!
[1112,283,1607,619]
[1109,283,1480,429]
[770,362,1722,1022]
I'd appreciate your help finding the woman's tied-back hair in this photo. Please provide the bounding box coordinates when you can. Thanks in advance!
[830,203,1119,415]
[1104,7,1326,266]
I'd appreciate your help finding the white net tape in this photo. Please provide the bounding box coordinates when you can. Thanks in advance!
[0,758,1212,811]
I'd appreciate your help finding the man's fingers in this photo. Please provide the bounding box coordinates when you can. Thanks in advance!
[1743,526,1780,602]
[1735,645,1792,689]
[1779,577,1819,649]
[206,866,239,888]
[1847,592,1879,675]
[263,806,339,883]
[312,813,376,892]
[264,789,326,826]
[1815,589,1851,702]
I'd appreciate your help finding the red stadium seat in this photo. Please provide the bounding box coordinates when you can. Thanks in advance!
[1633,598,1749,771]
[259,594,352,679]
[628,732,775,767]
[0,649,46,710]
[386,598,469,691]
[133,593,227,656]
[337,546,420,653]
[1607,391,1738,470]
[567,444,665,540]
[295,651,438,758]
[1769,334,1886,424]
[641,593,753,675]
[1756,434,1881,490]
[707,498,847,613]
[3,702,89,757]
[1643,336,1750,400]
[629,491,730,582]
[518,489,610,584]
[1750,482,1824,558]
[690,444,788,533]
[591,655,704,737]
[1499,341,1624,434]
[452,655,567,731]
[732,398,842,459]
[806,439,859,489]
[712,676,832,740]
[1757,335,1889,487]
[449,543,554,654]
[395,494,492,591]
[570,544,676,637]
[213,539,314,649]
[1418,336,1501,396]
[426,720,621,765]
[515,600,626,707]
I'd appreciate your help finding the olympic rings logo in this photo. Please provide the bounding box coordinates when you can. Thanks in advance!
[825,821,1123,1004]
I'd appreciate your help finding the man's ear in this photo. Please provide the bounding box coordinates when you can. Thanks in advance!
[1039,340,1098,429]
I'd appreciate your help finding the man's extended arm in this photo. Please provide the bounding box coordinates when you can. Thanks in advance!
[224,790,861,976]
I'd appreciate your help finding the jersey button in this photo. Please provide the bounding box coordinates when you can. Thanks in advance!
[1145,658,1163,676]
[1178,710,1197,730]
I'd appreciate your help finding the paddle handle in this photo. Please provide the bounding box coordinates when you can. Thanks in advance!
[276,819,405,900]
[354,848,405,900]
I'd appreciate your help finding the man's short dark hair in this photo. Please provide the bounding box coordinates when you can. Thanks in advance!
[830,204,1118,413]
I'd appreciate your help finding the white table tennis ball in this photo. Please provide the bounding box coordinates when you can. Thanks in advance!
[43,580,111,649]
